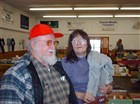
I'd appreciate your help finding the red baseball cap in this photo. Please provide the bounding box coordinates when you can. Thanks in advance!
[29,24,64,39]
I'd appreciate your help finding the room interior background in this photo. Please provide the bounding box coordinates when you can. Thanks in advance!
[0,1,140,52]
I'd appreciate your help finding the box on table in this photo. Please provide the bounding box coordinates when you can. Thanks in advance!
[130,93,140,104]
[133,98,140,104]
[107,92,133,104]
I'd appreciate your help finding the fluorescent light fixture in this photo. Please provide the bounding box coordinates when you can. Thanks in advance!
[120,7,140,10]
[74,7,119,10]
[114,15,140,17]
[30,8,73,11]
[78,15,113,18]
[43,15,77,18]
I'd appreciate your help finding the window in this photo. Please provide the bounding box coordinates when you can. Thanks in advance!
[90,39,101,53]
[90,37,109,54]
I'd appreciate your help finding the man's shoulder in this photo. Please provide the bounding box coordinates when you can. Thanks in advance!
[13,56,30,70]
[3,58,31,82]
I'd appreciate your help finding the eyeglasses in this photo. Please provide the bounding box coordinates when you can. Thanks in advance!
[71,38,87,45]
[38,40,55,47]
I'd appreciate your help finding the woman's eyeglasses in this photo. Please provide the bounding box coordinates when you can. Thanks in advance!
[71,38,87,45]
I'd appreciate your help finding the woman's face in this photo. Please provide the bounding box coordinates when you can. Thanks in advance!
[71,34,87,56]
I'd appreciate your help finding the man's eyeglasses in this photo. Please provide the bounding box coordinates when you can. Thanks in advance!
[71,38,87,45]
[38,40,55,47]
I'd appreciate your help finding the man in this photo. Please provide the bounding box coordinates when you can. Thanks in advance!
[54,40,59,49]
[114,39,124,52]
[0,24,77,104]
[54,40,59,57]
[114,39,124,58]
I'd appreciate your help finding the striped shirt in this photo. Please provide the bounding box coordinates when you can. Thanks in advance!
[0,53,34,104]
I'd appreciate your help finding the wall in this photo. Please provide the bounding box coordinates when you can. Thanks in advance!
[0,1,140,51]
[38,18,140,50]
[0,1,37,51]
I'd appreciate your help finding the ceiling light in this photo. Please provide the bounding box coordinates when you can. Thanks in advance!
[30,8,73,11]
[120,7,140,10]
[74,7,119,10]
[78,15,113,18]
[114,15,140,17]
[43,15,77,18]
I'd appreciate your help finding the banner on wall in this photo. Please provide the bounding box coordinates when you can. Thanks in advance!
[66,21,85,31]
[99,20,118,31]
[40,21,59,28]
[2,7,14,23]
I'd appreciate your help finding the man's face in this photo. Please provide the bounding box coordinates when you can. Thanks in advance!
[54,41,59,48]
[32,35,57,65]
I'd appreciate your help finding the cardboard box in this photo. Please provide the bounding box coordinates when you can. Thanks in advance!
[107,92,133,104]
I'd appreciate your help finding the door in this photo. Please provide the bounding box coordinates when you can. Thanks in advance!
[90,38,101,53]
[90,37,109,55]
[101,37,109,54]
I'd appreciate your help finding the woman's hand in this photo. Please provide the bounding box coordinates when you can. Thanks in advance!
[83,92,95,104]
[99,84,112,94]
[75,92,95,104]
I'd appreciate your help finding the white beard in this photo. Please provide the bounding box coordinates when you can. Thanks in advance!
[41,50,57,65]
[33,44,57,65]
[42,50,57,65]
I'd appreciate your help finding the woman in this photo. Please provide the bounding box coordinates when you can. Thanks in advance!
[61,29,114,104]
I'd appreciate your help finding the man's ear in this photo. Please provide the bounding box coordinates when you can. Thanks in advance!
[30,41,36,49]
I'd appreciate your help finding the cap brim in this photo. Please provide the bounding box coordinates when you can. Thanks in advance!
[54,33,64,38]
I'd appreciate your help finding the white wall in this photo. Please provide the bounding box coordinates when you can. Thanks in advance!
[0,1,37,51]
[0,1,140,52]
[104,35,139,50]
[38,18,140,50]
[38,18,140,34]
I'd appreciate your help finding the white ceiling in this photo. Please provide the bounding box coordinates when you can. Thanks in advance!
[2,0,140,18]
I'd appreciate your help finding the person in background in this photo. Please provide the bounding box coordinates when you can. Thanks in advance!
[126,51,135,60]
[114,39,124,52]
[54,40,59,56]
[0,24,77,104]
[113,39,124,58]
[61,29,114,104]
[54,40,59,48]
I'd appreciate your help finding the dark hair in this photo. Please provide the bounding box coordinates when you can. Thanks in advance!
[118,39,122,43]
[66,29,91,63]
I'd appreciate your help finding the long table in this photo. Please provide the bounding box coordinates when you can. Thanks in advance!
[117,59,140,67]
[113,76,140,93]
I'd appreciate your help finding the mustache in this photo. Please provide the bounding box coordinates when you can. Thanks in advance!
[47,49,56,53]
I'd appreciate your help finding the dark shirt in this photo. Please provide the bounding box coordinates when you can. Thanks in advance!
[115,44,124,52]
